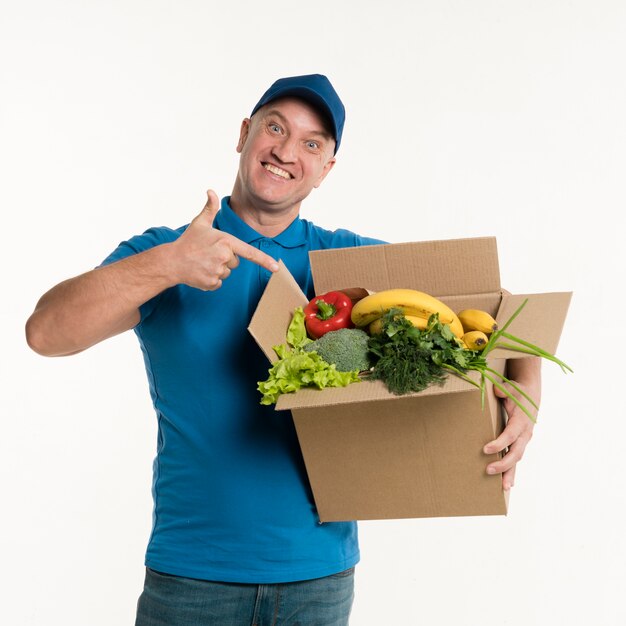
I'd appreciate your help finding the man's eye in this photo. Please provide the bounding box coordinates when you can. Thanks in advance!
[306,141,319,149]
[269,124,281,133]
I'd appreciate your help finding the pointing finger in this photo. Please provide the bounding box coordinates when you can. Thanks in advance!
[226,234,279,273]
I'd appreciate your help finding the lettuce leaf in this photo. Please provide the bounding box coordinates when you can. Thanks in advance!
[257,306,359,405]
[286,306,312,350]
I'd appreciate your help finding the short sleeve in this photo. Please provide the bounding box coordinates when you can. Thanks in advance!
[99,225,184,322]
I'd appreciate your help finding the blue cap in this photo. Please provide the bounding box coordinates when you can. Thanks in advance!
[250,74,345,154]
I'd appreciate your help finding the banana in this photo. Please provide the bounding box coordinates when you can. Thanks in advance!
[351,289,464,338]
[462,330,489,351]
[368,314,429,335]
[458,309,498,335]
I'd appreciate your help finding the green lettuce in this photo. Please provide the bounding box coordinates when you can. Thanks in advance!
[257,306,360,405]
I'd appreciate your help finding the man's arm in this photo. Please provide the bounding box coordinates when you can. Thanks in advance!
[26,244,174,356]
[483,356,542,490]
[25,191,279,357]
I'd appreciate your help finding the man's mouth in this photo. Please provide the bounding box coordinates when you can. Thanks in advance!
[263,163,293,179]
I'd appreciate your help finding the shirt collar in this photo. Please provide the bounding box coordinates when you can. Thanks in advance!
[214,197,308,248]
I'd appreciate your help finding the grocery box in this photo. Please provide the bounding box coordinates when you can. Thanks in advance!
[248,237,571,522]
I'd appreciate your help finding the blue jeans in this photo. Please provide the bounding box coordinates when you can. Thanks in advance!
[135,567,355,626]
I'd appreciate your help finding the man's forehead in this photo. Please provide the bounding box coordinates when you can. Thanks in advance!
[248,74,344,154]
[254,97,334,137]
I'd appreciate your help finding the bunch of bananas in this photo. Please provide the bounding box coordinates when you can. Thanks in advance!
[457,309,498,350]
[350,289,499,351]
[351,288,465,338]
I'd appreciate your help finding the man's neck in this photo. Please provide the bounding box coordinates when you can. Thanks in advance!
[229,192,301,238]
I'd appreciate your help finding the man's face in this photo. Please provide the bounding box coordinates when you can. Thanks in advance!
[234,97,336,213]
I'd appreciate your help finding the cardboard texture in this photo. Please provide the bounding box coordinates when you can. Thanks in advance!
[248,260,309,364]
[248,237,571,522]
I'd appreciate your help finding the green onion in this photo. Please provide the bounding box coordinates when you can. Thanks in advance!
[368,301,572,422]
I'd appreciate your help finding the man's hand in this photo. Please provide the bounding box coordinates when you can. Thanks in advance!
[26,189,280,357]
[170,190,279,291]
[483,358,542,490]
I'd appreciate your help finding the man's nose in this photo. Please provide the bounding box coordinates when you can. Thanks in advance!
[271,136,297,163]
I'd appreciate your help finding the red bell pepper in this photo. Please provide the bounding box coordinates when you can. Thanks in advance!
[304,291,354,339]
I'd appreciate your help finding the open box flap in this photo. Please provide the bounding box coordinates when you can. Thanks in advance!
[489,292,572,359]
[310,237,501,297]
[247,261,308,364]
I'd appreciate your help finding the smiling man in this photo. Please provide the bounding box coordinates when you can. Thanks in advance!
[232,94,338,225]
[25,74,540,625]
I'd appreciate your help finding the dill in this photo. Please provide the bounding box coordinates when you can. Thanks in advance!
[367,308,469,395]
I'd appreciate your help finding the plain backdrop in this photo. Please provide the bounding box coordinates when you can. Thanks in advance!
[2,1,625,624]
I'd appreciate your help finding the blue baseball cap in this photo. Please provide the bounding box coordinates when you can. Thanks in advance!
[250,74,345,154]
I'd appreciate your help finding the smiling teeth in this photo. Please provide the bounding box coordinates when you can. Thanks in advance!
[264,163,291,179]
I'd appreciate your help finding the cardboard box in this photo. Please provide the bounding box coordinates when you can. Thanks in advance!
[249,237,571,522]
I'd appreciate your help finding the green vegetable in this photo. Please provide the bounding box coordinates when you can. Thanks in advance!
[450,298,574,422]
[367,309,471,395]
[257,307,360,405]
[286,306,312,350]
[303,328,372,372]
[369,302,573,423]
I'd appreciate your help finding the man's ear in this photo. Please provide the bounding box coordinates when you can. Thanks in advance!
[313,157,336,189]
[236,118,252,153]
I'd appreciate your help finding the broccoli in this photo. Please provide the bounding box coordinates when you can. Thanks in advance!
[303,327,372,372]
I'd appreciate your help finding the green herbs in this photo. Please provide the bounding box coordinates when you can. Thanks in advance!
[450,298,573,422]
[257,307,360,405]
[367,309,471,394]
[368,302,573,423]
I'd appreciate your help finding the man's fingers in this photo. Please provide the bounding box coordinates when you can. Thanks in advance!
[175,190,278,291]
[493,383,509,398]
[502,465,516,491]
[226,253,240,270]
[199,189,220,225]
[484,422,532,456]
[483,370,539,489]
[484,411,534,483]
[486,437,524,470]
[486,381,536,456]
[227,235,279,273]
[484,427,518,455]
[195,191,278,273]
[484,412,526,454]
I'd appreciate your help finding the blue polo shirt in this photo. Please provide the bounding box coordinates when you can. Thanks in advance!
[101,197,384,583]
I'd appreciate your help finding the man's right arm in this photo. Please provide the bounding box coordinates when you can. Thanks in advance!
[26,244,175,356]
[25,190,279,357]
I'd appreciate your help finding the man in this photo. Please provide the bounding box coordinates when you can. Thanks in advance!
[26,74,539,625]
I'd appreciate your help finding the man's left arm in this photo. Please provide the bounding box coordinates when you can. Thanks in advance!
[482,357,542,490]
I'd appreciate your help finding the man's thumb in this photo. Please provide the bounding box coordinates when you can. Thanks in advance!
[199,189,220,224]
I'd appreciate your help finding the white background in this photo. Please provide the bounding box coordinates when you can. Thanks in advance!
[2,1,624,624]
